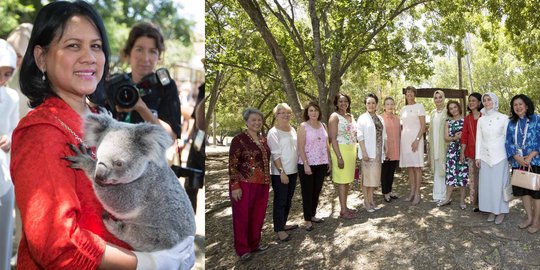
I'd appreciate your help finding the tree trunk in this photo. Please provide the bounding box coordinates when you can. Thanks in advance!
[237,0,302,119]
[206,70,227,144]
[457,53,463,90]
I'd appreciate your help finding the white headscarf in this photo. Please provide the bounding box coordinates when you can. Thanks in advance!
[0,39,17,71]
[480,92,499,115]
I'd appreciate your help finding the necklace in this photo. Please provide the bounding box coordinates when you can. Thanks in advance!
[53,115,96,159]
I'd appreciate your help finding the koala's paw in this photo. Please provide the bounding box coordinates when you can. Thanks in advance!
[103,216,125,235]
[63,143,96,172]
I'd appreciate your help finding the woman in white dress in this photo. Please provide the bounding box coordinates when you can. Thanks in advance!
[400,86,426,205]
[475,92,510,224]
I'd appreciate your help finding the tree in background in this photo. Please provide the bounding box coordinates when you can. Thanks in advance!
[0,0,195,71]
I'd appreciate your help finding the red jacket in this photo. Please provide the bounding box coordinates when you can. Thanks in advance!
[10,97,130,270]
[460,112,481,159]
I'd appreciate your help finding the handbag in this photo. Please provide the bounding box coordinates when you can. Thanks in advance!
[511,166,540,191]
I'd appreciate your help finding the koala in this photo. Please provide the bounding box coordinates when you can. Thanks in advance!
[65,113,195,252]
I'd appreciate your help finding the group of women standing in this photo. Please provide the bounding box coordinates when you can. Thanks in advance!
[228,88,540,261]
[228,102,329,261]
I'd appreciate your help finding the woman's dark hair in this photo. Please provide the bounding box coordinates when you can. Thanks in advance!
[446,100,462,118]
[383,96,394,112]
[302,101,322,121]
[509,94,535,122]
[467,92,483,113]
[364,93,379,104]
[19,1,110,108]
[122,22,165,60]
[333,93,351,113]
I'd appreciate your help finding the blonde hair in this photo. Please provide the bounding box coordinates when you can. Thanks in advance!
[7,23,33,57]
[273,103,292,116]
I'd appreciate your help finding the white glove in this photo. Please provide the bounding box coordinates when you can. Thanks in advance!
[134,236,195,270]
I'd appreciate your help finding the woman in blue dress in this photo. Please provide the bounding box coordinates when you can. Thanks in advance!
[505,94,540,233]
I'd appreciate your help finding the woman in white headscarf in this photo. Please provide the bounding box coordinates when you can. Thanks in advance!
[475,92,510,224]
[0,38,18,270]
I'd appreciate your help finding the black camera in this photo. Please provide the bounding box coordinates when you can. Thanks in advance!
[105,68,172,109]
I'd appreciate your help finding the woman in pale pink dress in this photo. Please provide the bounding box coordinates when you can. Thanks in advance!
[399,86,426,205]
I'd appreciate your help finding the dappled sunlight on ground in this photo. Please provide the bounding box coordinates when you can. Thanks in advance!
[206,153,540,269]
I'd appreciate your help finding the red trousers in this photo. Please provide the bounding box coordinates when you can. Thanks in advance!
[230,181,269,256]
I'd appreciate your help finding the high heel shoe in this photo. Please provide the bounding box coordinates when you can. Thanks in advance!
[412,195,421,205]
[384,194,391,203]
[437,199,452,207]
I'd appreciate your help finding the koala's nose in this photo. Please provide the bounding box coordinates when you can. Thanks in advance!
[95,162,108,181]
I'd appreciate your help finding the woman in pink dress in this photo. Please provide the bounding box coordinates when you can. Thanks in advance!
[399,86,426,205]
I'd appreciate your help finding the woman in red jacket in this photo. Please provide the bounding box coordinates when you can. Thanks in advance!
[10,1,191,269]
[459,92,483,212]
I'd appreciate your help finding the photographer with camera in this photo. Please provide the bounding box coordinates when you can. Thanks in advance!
[107,22,180,140]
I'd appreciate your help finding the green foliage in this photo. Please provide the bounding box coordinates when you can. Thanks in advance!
[1,0,195,70]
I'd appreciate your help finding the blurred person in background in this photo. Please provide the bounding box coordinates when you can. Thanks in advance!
[6,22,33,268]
[7,23,33,117]
[0,38,18,270]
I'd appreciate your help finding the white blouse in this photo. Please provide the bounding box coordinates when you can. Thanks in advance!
[356,112,386,162]
[475,110,509,167]
[267,126,298,175]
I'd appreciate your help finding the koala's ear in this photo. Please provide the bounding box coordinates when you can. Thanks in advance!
[84,113,114,147]
[136,124,173,164]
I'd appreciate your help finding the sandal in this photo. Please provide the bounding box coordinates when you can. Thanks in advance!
[239,252,252,262]
[284,224,299,231]
[527,226,540,234]
[518,220,532,229]
[311,217,325,223]
[437,200,452,207]
[339,211,356,219]
[277,232,291,242]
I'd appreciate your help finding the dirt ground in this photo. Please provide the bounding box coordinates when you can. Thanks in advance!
[206,153,540,270]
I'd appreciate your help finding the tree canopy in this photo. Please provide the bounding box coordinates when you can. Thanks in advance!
[206,0,540,140]
[1,0,195,69]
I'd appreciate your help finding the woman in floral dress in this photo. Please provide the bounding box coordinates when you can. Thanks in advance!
[438,100,468,209]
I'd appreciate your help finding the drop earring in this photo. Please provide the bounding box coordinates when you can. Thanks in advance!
[42,71,46,81]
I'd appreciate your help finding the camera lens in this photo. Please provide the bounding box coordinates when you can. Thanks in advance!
[115,85,139,108]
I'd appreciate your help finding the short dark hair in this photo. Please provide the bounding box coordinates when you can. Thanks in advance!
[19,1,110,108]
[364,93,379,104]
[467,92,483,113]
[509,94,535,122]
[302,101,322,121]
[446,100,462,117]
[333,93,351,113]
[404,86,417,105]
[122,22,165,60]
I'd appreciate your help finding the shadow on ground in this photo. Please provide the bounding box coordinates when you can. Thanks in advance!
[206,153,540,270]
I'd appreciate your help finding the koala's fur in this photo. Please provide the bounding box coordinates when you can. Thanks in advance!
[66,113,195,252]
